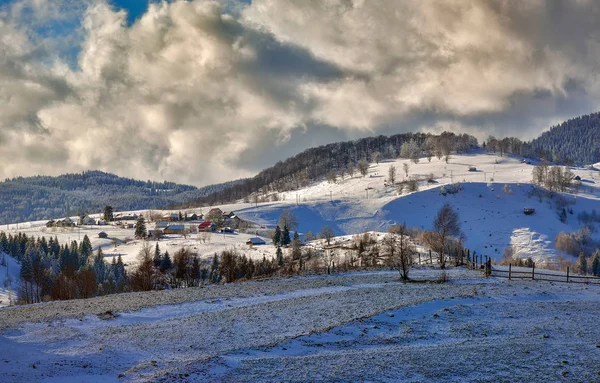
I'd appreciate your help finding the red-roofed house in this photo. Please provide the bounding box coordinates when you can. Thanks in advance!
[198,221,217,232]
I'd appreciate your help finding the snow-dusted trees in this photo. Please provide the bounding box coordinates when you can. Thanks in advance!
[432,204,461,269]
[403,163,410,178]
[388,165,396,184]
[357,159,370,176]
[592,251,600,277]
[383,224,415,280]
[533,163,574,192]
[278,209,298,232]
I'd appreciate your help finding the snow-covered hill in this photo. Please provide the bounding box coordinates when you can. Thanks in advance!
[2,151,599,271]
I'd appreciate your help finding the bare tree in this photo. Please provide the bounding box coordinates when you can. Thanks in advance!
[278,209,298,231]
[372,151,381,164]
[327,169,337,184]
[384,224,415,280]
[320,226,335,246]
[433,204,461,269]
[403,163,410,178]
[388,165,396,184]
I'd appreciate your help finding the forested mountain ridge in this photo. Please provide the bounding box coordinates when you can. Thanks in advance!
[182,131,479,206]
[530,112,600,165]
[0,171,239,224]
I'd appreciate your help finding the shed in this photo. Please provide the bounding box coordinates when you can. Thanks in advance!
[575,175,582,181]
[246,237,266,246]
[468,166,477,172]
[523,208,536,215]
[98,231,108,239]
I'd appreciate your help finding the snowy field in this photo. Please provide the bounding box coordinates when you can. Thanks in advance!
[1,268,599,382]
[1,151,600,309]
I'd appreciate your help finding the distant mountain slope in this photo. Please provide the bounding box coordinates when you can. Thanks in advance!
[0,171,240,224]
[530,112,600,165]
[182,131,478,206]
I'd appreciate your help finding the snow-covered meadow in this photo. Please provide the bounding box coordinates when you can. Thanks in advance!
[1,268,599,382]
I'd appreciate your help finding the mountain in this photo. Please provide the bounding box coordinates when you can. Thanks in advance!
[182,131,478,206]
[530,111,600,165]
[0,171,240,224]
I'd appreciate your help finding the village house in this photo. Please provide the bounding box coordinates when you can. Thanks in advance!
[79,215,96,226]
[198,221,217,232]
[164,224,186,235]
[207,208,223,219]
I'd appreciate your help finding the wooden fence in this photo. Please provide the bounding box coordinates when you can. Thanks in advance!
[491,264,600,285]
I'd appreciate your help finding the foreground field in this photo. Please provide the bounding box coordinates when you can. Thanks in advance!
[1,268,599,382]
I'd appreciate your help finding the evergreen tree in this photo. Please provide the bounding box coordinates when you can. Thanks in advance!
[591,251,600,277]
[273,225,282,247]
[134,216,147,239]
[93,248,107,284]
[210,253,220,283]
[0,231,8,253]
[276,247,283,266]
[79,235,93,266]
[282,225,291,247]
[160,251,172,273]
[103,205,114,222]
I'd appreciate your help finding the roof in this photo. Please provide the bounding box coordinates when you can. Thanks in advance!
[165,225,185,230]
[155,221,169,228]
[198,221,214,229]
[247,237,266,244]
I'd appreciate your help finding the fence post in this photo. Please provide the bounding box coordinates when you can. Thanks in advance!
[566,266,569,283]
[509,263,512,280]
[532,263,535,280]
[418,253,421,265]
[429,250,432,264]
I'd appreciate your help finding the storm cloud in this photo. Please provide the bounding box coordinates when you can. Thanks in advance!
[1,0,600,186]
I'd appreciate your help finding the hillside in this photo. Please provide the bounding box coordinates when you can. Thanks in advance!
[530,111,600,164]
[0,171,240,224]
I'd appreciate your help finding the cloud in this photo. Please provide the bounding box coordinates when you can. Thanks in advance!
[2,0,600,186]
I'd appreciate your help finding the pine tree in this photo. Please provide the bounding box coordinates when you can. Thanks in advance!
[134,216,147,239]
[210,253,220,283]
[160,251,172,273]
[103,205,114,222]
[591,251,600,277]
[282,225,291,247]
[276,247,283,266]
[79,235,93,265]
[93,248,107,284]
[273,225,281,247]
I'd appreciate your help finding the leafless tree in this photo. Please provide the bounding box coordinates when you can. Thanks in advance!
[320,226,335,246]
[388,165,396,184]
[433,204,461,269]
[357,159,370,176]
[403,163,410,178]
[383,224,415,280]
[278,209,298,231]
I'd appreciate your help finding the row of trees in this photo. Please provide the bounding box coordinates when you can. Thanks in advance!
[532,162,577,192]
[0,232,127,304]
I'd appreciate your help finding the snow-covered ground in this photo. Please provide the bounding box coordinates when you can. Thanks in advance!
[1,269,599,382]
[0,252,19,307]
[2,150,600,296]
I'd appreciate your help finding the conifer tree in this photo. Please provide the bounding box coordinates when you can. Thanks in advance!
[210,253,220,283]
[134,216,147,239]
[282,225,291,247]
[591,251,600,277]
[273,225,282,247]
[160,251,172,273]
[276,247,283,266]
[154,243,162,267]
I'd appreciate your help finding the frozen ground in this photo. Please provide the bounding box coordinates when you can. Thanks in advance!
[1,268,599,382]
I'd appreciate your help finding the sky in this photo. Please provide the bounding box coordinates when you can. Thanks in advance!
[1,0,600,187]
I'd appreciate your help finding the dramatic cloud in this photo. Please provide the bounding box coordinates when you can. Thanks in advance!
[2,0,600,185]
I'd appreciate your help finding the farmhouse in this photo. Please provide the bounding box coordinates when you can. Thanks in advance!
[164,225,185,235]
[198,221,217,232]
[79,215,95,225]
[207,208,223,219]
